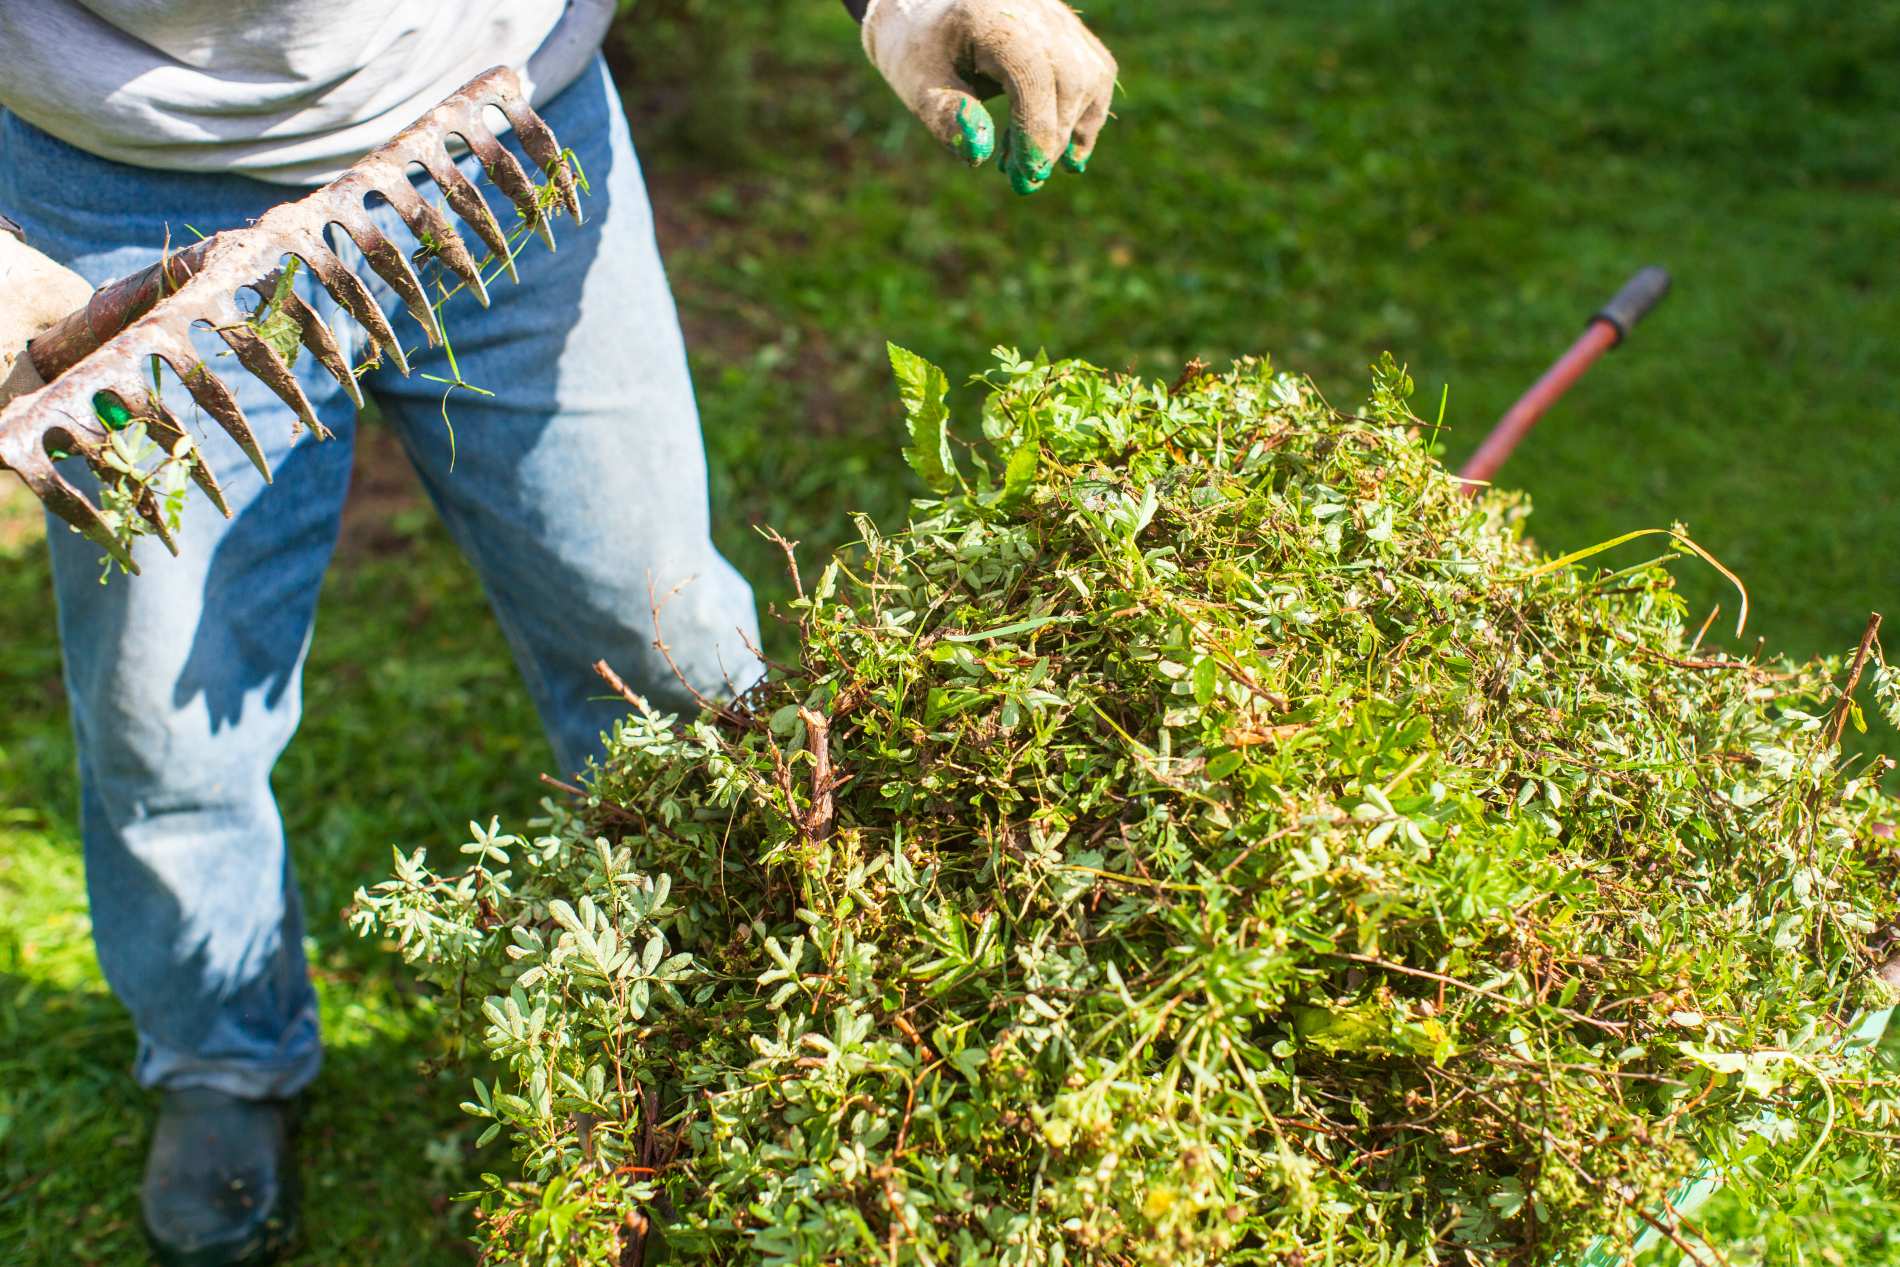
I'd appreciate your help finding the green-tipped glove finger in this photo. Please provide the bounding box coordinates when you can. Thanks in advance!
[858,0,1118,194]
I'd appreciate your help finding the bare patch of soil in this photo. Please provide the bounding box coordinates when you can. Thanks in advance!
[335,423,429,562]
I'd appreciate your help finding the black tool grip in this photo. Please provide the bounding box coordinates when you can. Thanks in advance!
[1593,266,1671,345]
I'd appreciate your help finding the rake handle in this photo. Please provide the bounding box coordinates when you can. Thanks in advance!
[27,237,219,384]
[1593,265,1671,344]
[1458,267,1671,490]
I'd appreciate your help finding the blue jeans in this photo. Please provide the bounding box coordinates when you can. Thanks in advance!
[0,56,759,1099]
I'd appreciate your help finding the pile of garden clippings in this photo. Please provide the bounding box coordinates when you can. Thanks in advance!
[358,350,1900,1266]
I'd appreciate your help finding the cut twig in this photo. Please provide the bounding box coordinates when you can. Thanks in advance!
[1339,953,1628,1035]
[1802,613,1884,876]
[1168,356,1211,396]
[762,526,804,600]
[890,1012,934,1059]
[540,772,587,798]
[646,573,751,729]
[1687,603,1720,656]
[1824,612,1883,750]
[1631,644,1787,676]
[594,659,644,710]
[736,625,803,681]
[797,706,835,842]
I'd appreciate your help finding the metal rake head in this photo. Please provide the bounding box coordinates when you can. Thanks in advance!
[0,65,584,572]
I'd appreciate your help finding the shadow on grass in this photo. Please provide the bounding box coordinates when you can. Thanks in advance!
[0,964,483,1265]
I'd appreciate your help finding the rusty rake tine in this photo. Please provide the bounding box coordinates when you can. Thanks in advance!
[382,183,489,307]
[104,387,233,518]
[190,460,230,515]
[250,277,363,409]
[17,452,140,572]
[298,239,408,374]
[117,390,183,448]
[459,121,554,251]
[142,499,180,553]
[332,210,441,347]
[494,98,582,224]
[218,324,328,440]
[63,488,140,571]
[547,156,581,225]
[153,334,272,483]
[418,151,518,283]
[184,447,231,516]
[175,362,270,483]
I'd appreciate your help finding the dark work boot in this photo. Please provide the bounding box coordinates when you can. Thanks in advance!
[141,1088,299,1266]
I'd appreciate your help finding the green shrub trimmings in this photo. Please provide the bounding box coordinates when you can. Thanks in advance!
[354,350,1899,1265]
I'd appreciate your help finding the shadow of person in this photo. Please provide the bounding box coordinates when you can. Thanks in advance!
[0,965,484,1266]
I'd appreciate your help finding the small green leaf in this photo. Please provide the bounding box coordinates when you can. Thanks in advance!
[948,1046,988,1084]
[889,343,959,492]
[943,615,1078,643]
[1193,656,1218,706]
[998,442,1039,508]
[1204,750,1244,780]
[249,261,304,366]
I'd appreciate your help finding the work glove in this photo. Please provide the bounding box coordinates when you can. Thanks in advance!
[856,0,1118,195]
[0,218,93,409]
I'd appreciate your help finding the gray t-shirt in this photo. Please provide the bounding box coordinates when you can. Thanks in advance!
[0,0,615,185]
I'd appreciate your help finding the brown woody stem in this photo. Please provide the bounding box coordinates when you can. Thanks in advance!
[1824,612,1884,751]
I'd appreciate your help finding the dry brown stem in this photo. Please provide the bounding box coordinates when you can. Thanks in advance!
[1825,612,1883,750]
[764,526,805,600]
[1339,952,1629,1035]
[797,707,835,842]
[594,659,644,710]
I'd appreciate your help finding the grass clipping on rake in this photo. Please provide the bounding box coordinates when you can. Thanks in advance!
[355,351,1899,1265]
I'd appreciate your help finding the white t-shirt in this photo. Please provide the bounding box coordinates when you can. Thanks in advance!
[0,0,615,185]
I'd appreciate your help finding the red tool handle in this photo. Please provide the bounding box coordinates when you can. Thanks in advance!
[29,238,220,382]
[1459,267,1671,490]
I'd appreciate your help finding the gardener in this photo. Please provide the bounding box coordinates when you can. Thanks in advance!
[0,2,1116,1263]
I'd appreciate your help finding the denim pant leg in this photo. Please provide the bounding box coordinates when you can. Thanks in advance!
[361,56,761,775]
[0,114,355,1098]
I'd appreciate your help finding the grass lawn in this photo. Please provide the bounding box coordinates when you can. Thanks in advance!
[3,1,1895,1261]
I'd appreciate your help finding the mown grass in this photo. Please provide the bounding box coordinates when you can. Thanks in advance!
[2,1,1894,1261]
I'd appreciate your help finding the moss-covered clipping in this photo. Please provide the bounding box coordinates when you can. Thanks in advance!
[356,351,1899,1266]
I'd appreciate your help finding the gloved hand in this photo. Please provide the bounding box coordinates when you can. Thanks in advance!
[0,219,93,408]
[857,0,1118,195]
